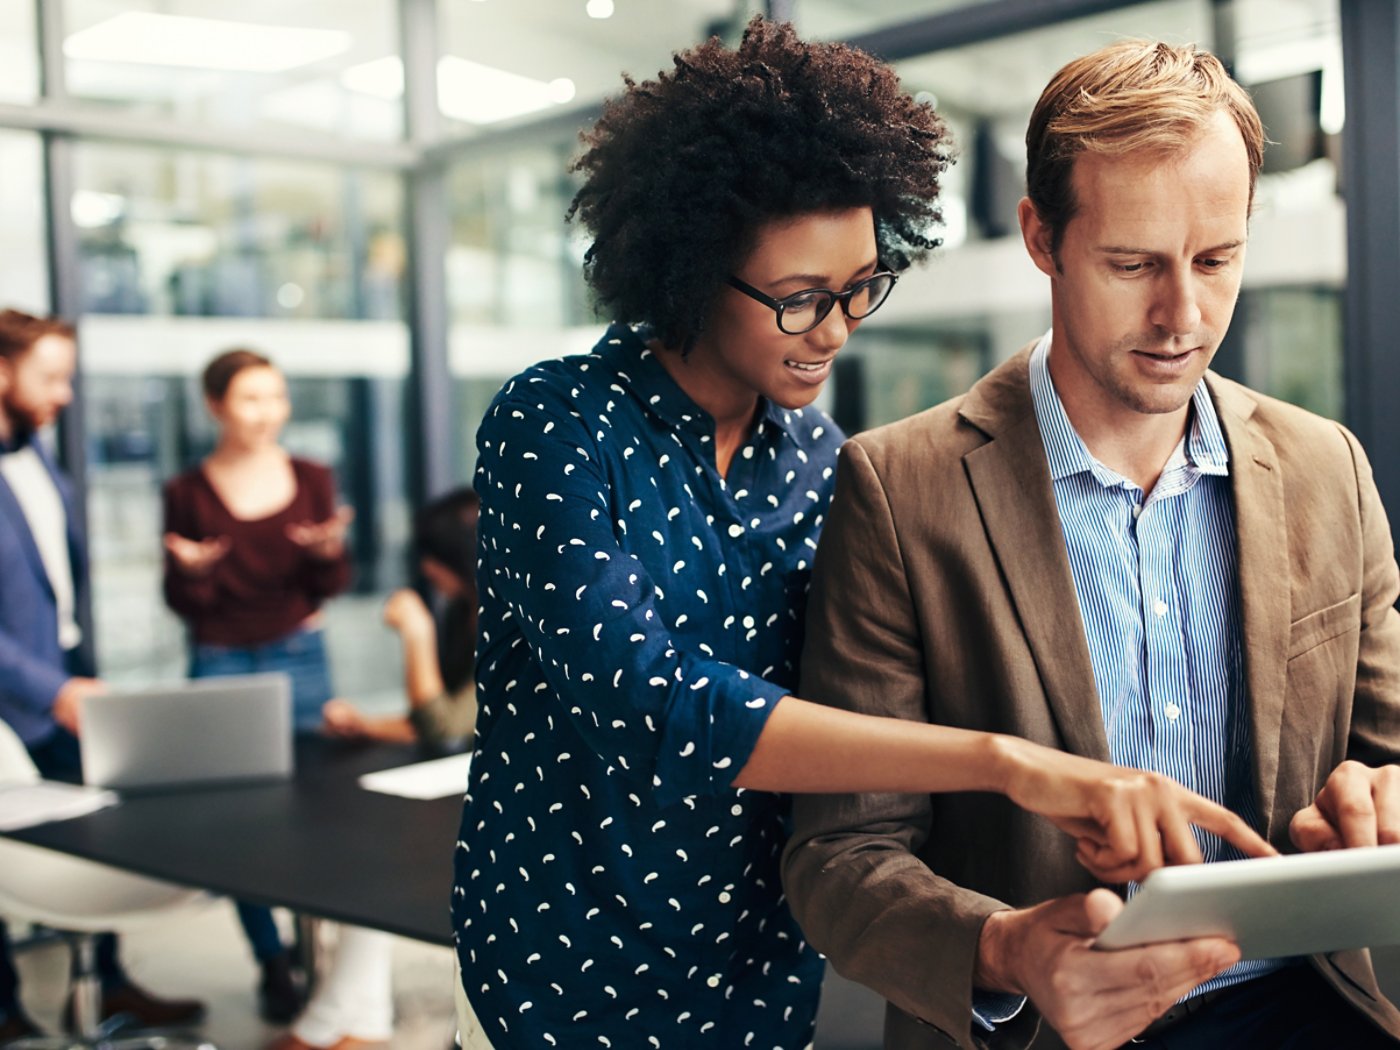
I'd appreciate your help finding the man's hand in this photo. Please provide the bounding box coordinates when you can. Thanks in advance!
[1000,739,1276,883]
[1290,760,1400,851]
[286,506,354,561]
[52,677,107,735]
[975,890,1240,1050]
[163,532,231,577]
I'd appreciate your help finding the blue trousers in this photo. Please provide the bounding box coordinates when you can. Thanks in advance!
[189,625,335,963]
[1133,964,1396,1048]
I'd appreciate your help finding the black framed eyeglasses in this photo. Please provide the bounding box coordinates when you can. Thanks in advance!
[726,270,898,335]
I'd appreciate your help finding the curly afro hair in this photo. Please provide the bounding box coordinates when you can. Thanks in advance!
[567,17,952,350]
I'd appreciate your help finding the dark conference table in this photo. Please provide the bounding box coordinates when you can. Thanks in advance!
[3,736,462,946]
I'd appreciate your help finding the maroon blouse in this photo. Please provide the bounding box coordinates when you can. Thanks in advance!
[162,457,351,647]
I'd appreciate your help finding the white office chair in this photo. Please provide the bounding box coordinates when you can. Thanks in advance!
[0,720,217,1050]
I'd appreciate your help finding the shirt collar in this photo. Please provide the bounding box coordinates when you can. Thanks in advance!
[0,422,35,456]
[595,323,797,440]
[1029,330,1230,486]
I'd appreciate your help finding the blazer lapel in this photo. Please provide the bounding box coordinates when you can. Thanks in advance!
[1209,375,1289,838]
[961,351,1111,762]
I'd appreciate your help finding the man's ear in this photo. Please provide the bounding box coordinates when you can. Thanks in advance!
[1018,197,1059,278]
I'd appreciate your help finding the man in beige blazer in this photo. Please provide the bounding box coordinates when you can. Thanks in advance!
[782,40,1400,1050]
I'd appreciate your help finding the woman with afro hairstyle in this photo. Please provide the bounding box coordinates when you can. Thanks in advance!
[450,18,1271,1049]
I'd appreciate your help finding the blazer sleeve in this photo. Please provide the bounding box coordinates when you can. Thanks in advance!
[1340,426,1400,766]
[297,462,351,601]
[161,475,223,617]
[0,627,68,724]
[781,439,1012,1050]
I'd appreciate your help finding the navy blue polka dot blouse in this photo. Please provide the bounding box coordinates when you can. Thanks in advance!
[452,323,844,1048]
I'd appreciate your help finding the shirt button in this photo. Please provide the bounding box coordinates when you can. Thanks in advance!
[706,975,722,988]
[727,523,744,538]
[1132,503,1143,519]
[1165,702,1181,721]
[718,891,732,904]
[741,616,754,629]
[1153,599,1168,617]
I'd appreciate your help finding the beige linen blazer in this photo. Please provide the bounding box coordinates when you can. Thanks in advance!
[782,346,1400,1049]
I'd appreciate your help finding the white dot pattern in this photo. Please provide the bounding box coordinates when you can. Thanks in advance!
[452,324,842,1047]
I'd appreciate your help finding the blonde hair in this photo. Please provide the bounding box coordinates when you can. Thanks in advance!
[1026,40,1264,256]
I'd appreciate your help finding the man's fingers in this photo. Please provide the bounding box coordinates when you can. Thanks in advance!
[1375,767,1400,845]
[1290,805,1343,852]
[1322,772,1379,849]
[1094,936,1238,999]
[1181,795,1276,859]
[1075,888,1124,935]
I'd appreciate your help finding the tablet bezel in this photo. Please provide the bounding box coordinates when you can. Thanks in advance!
[1094,843,1400,959]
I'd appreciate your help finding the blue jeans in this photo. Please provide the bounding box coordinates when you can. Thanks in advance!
[190,626,334,734]
[189,626,334,963]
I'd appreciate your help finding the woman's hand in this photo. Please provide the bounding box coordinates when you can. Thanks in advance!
[286,506,354,560]
[163,532,231,576]
[999,738,1277,883]
[383,588,433,637]
[321,698,372,739]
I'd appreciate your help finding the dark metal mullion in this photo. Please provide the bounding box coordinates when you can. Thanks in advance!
[845,0,1135,60]
[399,0,456,504]
[35,0,97,658]
[1340,0,1400,524]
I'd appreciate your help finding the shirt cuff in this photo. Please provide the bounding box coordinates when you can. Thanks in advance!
[972,991,1027,1032]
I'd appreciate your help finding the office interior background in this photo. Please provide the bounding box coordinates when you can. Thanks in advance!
[2,0,1399,712]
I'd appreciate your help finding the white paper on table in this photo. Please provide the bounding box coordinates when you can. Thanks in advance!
[357,752,473,800]
[0,780,120,831]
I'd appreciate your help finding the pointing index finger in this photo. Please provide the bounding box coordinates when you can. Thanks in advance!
[1182,795,1276,859]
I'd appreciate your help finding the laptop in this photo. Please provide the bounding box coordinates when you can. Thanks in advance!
[81,673,294,792]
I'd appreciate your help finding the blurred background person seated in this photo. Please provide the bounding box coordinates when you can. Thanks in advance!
[161,347,353,1025]
[265,489,478,1050]
[321,487,479,754]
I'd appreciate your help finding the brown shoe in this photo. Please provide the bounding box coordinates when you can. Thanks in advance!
[263,1036,388,1050]
[64,979,206,1032]
[0,1007,44,1042]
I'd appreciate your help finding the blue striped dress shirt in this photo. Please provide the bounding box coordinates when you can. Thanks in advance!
[1029,333,1284,997]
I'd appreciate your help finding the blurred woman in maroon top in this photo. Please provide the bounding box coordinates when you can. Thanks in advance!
[161,347,352,1024]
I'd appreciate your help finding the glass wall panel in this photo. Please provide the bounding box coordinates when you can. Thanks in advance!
[70,144,411,708]
[70,142,405,320]
[830,0,1347,432]
[62,0,402,142]
[802,0,1000,41]
[436,0,763,139]
[0,1,40,104]
[0,131,49,314]
[81,318,413,705]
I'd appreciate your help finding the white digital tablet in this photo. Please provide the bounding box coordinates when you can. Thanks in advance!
[1094,843,1400,960]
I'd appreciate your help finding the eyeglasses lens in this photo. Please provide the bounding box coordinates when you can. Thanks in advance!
[776,273,896,335]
